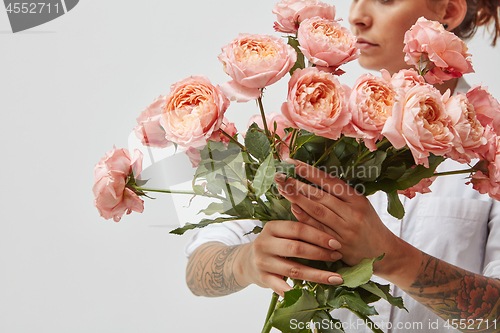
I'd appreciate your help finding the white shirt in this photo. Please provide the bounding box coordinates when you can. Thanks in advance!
[184,78,500,332]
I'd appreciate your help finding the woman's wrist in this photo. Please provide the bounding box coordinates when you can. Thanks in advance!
[373,236,423,288]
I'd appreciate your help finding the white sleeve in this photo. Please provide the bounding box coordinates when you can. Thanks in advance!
[483,199,500,279]
[184,219,262,257]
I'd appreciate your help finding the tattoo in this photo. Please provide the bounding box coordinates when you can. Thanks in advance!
[186,242,244,297]
[407,252,500,331]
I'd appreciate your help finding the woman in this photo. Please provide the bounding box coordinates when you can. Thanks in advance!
[185,0,500,331]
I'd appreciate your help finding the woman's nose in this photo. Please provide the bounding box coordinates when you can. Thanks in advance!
[348,0,372,30]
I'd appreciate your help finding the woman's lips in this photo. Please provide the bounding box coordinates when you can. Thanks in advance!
[356,38,378,50]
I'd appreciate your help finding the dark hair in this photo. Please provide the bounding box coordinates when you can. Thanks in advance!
[453,0,500,46]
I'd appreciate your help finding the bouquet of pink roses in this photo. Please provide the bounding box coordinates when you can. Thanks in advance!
[92,1,500,332]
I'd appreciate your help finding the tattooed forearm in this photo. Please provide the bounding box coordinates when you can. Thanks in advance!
[186,242,246,297]
[406,252,500,332]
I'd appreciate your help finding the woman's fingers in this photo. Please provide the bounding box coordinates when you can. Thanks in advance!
[275,173,348,229]
[256,256,344,296]
[264,221,337,252]
[291,203,343,245]
[286,158,365,203]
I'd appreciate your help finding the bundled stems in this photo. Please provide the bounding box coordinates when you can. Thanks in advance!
[262,292,280,333]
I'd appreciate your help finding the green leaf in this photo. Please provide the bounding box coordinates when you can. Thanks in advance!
[243,226,262,236]
[198,202,224,216]
[360,281,407,310]
[313,310,345,333]
[337,255,384,288]
[397,155,444,189]
[192,184,205,195]
[272,289,320,333]
[222,196,254,218]
[327,289,378,316]
[253,153,276,198]
[387,191,405,219]
[385,164,407,181]
[288,36,306,75]
[275,161,296,178]
[169,217,249,235]
[354,150,387,182]
[268,196,294,221]
[283,288,304,307]
[245,123,271,161]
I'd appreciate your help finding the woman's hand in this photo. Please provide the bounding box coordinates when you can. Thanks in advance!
[240,219,344,297]
[275,158,407,278]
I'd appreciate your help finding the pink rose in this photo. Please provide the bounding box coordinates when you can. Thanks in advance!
[185,146,203,168]
[298,17,359,71]
[133,95,172,148]
[469,136,500,200]
[281,67,351,140]
[160,76,229,148]
[403,17,474,84]
[247,112,291,159]
[272,0,336,34]
[466,85,500,134]
[218,34,297,102]
[382,84,455,167]
[390,69,426,91]
[184,119,238,168]
[398,176,436,199]
[93,147,144,222]
[344,71,396,151]
[444,93,486,163]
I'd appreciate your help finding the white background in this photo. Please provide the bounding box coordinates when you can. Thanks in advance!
[1,1,499,332]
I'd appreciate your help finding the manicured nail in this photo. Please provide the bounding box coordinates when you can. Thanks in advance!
[331,252,343,261]
[328,239,341,250]
[275,172,286,183]
[291,204,302,214]
[328,275,343,285]
[285,158,297,165]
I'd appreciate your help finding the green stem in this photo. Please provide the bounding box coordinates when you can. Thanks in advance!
[132,186,224,201]
[264,293,279,329]
[433,168,475,177]
[313,138,344,167]
[288,128,299,159]
[220,129,246,151]
[257,95,271,139]
[132,187,196,195]
[261,298,285,333]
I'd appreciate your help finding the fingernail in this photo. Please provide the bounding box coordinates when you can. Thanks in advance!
[275,173,286,183]
[291,204,302,214]
[328,275,343,285]
[328,239,341,250]
[285,158,297,165]
[331,252,342,260]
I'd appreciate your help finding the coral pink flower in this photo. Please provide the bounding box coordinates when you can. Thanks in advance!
[218,34,297,102]
[466,85,500,134]
[93,148,144,222]
[344,71,396,151]
[133,95,172,148]
[398,176,436,199]
[403,17,474,84]
[390,69,427,91]
[469,136,500,201]
[444,93,486,163]
[281,67,350,140]
[272,0,336,34]
[160,76,229,148]
[298,17,359,72]
[247,112,291,159]
[382,84,455,167]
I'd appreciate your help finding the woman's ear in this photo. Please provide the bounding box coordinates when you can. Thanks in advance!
[442,0,467,30]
